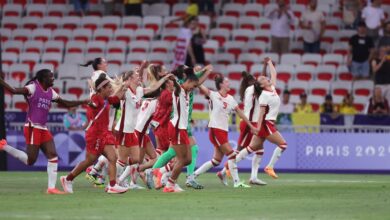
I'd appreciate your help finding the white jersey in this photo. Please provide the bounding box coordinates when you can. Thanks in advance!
[170,87,190,130]
[135,98,158,134]
[258,86,280,121]
[115,86,144,133]
[208,91,238,132]
[243,85,260,122]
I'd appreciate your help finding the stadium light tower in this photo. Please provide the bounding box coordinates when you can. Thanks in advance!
[0,36,7,170]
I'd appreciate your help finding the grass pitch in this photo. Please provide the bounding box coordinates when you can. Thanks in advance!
[0,172,389,220]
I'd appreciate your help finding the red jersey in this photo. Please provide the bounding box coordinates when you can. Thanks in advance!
[86,94,120,137]
[151,89,173,129]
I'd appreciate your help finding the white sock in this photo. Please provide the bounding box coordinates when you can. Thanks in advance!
[90,155,108,175]
[220,167,227,175]
[47,157,58,189]
[228,159,240,184]
[251,153,263,180]
[116,160,126,180]
[194,161,214,177]
[268,147,284,168]
[236,148,251,163]
[3,144,28,165]
[130,163,139,183]
[118,166,131,183]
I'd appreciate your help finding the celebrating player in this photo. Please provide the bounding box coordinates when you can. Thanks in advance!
[193,75,257,188]
[0,69,89,194]
[60,74,128,194]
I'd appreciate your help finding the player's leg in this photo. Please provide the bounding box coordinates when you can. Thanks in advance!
[152,147,176,169]
[116,145,132,179]
[0,139,32,165]
[194,147,223,179]
[40,138,67,194]
[163,144,190,193]
[264,131,287,179]
[61,152,98,193]
[219,142,250,188]
[118,145,140,186]
[103,145,128,193]
[186,135,203,188]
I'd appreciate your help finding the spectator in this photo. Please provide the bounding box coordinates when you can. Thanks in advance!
[320,94,338,113]
[267,0,295,55]
[361,0,385,41]
[185,17,206,67]
[343,0,364,29]
[372,46,390,105]
[348,21,374,80]
[73,0,88,15]
[279,90,294,114]
[368,87,389,115]
[294,92,313,113]
[377,22,390,49]
[339,93,358,115]
[124,0,143,16]
[299,0,325,53]
[63,107,87,131]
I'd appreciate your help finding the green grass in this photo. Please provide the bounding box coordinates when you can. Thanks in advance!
[0,172,390,220]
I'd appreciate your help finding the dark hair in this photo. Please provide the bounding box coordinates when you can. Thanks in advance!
[25,69,52,86]
[172,65,186,80]
[80,57,104,71]
[174,68,199,96]
[95,73,109,91]
[215,74,224,91]
[239,71,256,101]
[283,90,290,95]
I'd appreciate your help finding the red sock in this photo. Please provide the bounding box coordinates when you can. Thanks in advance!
[110,180,116,187]
[66,173,75,181]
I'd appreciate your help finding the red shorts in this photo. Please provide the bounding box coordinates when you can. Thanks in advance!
[86,131,113,155]
[257,120,277,138]
[168,122,190,145]
[135,130,151,148]
[154,125,170,152]
[116,132,139,147]
[24,126,53,146]
[209,128,229,147]
[105,131,116,146]
[237,121,257,148]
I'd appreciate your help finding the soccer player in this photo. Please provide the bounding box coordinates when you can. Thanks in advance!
[118,64,166,188]
[60,74,129,194]
[162,69,199,193]
[0,69,90,194]
[149,65,211,190]
[115,69,172,188]
[193,75,257,188]
[223,58,286,179]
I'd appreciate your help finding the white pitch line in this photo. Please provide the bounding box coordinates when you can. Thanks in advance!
[0,213,104,220]
[275,179,390,184]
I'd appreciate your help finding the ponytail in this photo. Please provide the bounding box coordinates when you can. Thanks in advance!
[253,81,263,99]
[80,57,103,71]
[239,71,256,101]
[214,74,224,91]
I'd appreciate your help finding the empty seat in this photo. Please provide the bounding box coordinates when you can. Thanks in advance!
[4,40,24,54]
[143,16,163,34]
[93,28,114,42]
[86,41,107,53]
[209,28,231,47]
[19,52,41,71]
[232,29,254,42]
[309,80,330,96]
[122,16,142,30]
[42,16,61,30]
[9,63,30,82]
[26,4,47,17]
[66,40,87,54]
[52,29,73,43]
[216,16,237,30]
[44,40,65,53]
[81,16,101,31]
[134,28,155,41]
[296,65,315,81]
[280,53,302,66]
[41,52,62,69]
[302,54,322,66]
[126,52,148,65]
[353,80,374,97]
[331,81,352,97]
[61,16,81,30]
[114,28,135,43]
[1,52,18,65]
[106,41,127,53]
[3,4,23,17]
[32,28,52,42]
[275,64,295,83]
[101,16,121,31]
[106,53,126,66]
[150,40,172,53]
[72,28,93,42]
[129,40,150,53]
[24,40,44,54]
[21,16,41,30]
[288,80,309,95]
[12,29,32,42]
[58,63,78,80]
[315,65,336,81]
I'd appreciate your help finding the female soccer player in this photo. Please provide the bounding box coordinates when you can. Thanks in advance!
[118,64,167,188]
[60,74,129,194]
[193,75,257,188]
[115,69,172,187]
[162,69,199,193]
[0,69,89,194]
[149,65,211,190]
[231,58,286,179]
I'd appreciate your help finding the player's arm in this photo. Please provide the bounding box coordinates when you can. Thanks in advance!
[144,73,173,95]
[267,58,277,87]
[55,98,90,108]
[261,57,269,77]
[138,60,149,84]
[0,77,29,95]
[198,85,210,97]
[235,107,258,133]
[196,64,213,85]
